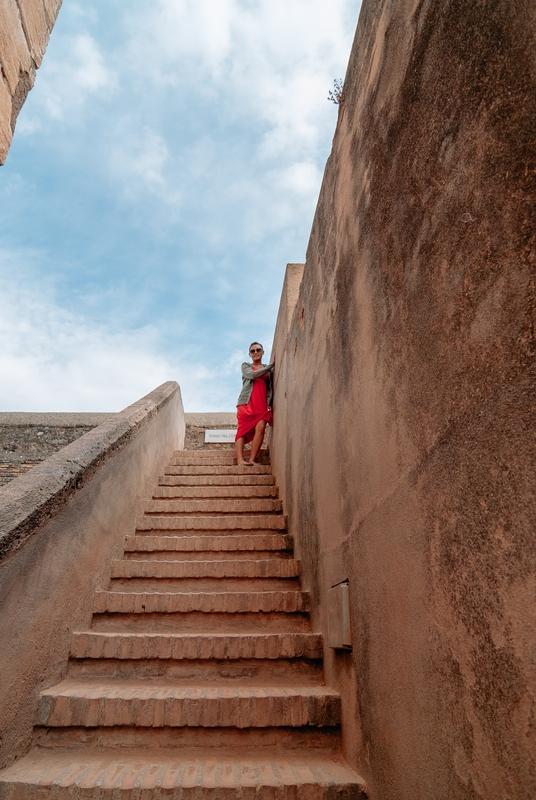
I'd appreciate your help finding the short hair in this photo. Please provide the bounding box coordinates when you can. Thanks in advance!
[249,342,263,351]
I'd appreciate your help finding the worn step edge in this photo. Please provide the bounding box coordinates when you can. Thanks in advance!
[94,590,310,614]
[124,534,293,553]
[145,500,283,514]
[172,449,268,457]
[164,467,272,475]
[0,753,367,798]
[37,685,341,728]
[70,632,323,660]
[111,560,300,579]
[153,487,278,499]
[159,476,276,486]
[136,516,287,532]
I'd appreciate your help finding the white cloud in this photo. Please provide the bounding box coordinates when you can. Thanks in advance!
[125,0,356,160]
[0,269,168,410]
[109,127,181,204]
[27,33,117,123]
[278,161,322,195]
[0,262,235,412]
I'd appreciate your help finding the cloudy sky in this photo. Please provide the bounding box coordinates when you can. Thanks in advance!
[0,0,360,412]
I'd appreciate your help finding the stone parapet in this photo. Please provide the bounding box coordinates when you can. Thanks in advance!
[0,381,184,767]
[0,384,180,561]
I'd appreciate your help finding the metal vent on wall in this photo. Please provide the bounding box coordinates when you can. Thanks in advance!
[327,581,352,650]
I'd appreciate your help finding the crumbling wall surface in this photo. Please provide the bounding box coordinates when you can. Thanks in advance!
[0,382,184,768]
[271,1,536,798]
[0,413,116,485]
[0,0,62,163]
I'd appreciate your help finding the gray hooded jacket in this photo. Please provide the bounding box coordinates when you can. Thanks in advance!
[236,362,274,407]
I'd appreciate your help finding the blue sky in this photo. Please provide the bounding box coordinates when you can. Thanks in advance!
[0,0,360,412]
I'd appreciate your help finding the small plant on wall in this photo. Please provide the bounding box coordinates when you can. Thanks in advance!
[328,79,345,105]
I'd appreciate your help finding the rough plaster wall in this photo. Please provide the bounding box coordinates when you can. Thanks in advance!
[0,0,62,163]
[271,1,536,799]
[0,384,184,767]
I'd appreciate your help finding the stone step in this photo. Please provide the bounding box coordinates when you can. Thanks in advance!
[164,465,272,476]
[70,632,323,661]
[111,560,300,581]
[124,534,293,554]
[31,726,345,753]
[159,475,275,487]
[136,515,287,533]
[169,456,270,467]
[173,450,269,458]
[92,613,311,635]
[111,579,300,593]
[170,449,269,462]
[37,682,341,728]
[169,450,270,467]
[67,656,324,684]
[0,750,366,799]
[153,485,278,499]
[94,590,310,615]
[122,554,290,565]
[144,498,283,515]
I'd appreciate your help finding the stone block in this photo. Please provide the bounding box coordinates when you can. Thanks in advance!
[15,0,50,66]
[38,682,341,728]
[41,0,61,28]
[0,74,13,163]
[0,0,33,93]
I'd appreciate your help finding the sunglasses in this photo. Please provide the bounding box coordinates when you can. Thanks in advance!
[250,348,263,354]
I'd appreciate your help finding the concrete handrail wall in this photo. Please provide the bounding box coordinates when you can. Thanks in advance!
[0,381,184,767]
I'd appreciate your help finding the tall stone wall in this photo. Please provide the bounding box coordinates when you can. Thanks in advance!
[271,2,536,799]
[0,0,62,163]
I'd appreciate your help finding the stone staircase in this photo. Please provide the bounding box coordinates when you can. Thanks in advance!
[0,449,366,799]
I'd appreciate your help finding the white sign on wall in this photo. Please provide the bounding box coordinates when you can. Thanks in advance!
[204,429,237,443]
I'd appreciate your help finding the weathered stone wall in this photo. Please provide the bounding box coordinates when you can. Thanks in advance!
[271,2,536,799]
[183,412,271,452]
[184,412,237,450]
[0,382,184,766]
[0,413,115,485]
[0,0,62,163]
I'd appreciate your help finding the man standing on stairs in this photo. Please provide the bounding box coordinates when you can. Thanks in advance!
[235,342,274,466]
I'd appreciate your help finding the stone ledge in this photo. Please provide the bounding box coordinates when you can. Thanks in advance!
[0,413,116,426]
[184,412,236,426]
[0,382,179,562]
